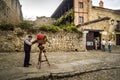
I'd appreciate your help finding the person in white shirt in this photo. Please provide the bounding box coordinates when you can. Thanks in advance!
[108,39,112,53]
[101,39,106,52]
[94,39,98,50]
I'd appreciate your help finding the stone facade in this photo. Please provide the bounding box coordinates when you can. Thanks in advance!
[89,7,120,22]
[51,0,120,50]
[0,0,23,24]
[78,17,115,44]
[88,6,120,46]
[34,16,55,27]
[76,0,120,50]
[52,0,120,26]
[74,0,120,25]
[77,16,120,49]
[74,0,120,49]
[74,0,90,25]
[0,29,83,52]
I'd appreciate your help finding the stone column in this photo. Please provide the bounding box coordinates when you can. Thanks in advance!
[83,31,89,51]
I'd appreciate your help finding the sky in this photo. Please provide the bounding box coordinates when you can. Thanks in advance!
[19,0,120,20]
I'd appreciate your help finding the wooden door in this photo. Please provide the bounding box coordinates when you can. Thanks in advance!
[86,32,94,50]
[116,34,120,45]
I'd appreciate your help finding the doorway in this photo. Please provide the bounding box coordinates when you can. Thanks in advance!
[94,32,101,49]
[86,31,101,50]
[116,34,120,45]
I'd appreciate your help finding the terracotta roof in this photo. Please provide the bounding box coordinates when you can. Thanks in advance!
[77,17,110,27]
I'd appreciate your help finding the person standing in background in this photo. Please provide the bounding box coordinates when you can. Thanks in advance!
[94,39,98,50]
[108,39,112,53]
[101,39,106,52]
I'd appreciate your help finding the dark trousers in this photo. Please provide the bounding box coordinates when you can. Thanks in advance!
[102,45,106,52]
[108,45,112,53]
[24,50,30,66]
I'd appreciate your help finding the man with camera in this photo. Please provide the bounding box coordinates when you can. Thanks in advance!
[24,35,33,67]
[24,34,50,68]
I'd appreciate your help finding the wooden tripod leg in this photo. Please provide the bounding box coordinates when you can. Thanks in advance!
[43,52,50,66]
[38,45,50,69]
[38,53,40,65]
[38,50,42,69]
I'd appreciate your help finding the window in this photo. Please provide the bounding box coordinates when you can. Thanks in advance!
[79,16,84,23]
[116,21,120,30]
[79,2,83,8]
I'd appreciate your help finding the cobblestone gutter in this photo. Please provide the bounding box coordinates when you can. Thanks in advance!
[17,66,120,80]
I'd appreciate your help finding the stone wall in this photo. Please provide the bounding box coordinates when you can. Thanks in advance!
[79,20,110,31]
[34,16,55,28]
[89,7,120,21]
[0,0,23,24]
[0,29,84,52]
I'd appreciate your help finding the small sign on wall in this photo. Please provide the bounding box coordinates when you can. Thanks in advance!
[87,41,93,46]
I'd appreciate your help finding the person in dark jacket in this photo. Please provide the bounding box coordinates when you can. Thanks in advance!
[24,35,33,67]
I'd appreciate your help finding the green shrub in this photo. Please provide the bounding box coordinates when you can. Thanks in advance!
[0,23,15,31]
[53,8,74,26]
[70,26,78,32]
[62,25,82,35]
[39,24,60,33]
[62,26,76,32]
[17,21,33,29]
[71,27,83,35]
[62,26,71,32]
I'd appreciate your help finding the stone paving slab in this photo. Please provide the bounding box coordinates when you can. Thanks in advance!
[0,51,120,80]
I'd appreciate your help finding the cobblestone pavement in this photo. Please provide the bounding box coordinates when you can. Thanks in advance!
[0,50,120,80]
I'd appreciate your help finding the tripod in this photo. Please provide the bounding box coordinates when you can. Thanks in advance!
[38,45,50,69]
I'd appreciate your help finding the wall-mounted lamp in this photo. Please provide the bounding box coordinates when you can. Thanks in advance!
[112,32,115,35]
[111,19,114,25]
[102,31,107,35]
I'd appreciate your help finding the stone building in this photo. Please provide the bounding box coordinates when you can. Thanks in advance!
[34,16,55,27]
[0,0,23,24]
[51,0,120,50]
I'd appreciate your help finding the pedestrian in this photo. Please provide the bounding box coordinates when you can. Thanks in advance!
[108,39,112,53]
[94,39,98,50]
[101,39,106,52]
[24,35,33,67]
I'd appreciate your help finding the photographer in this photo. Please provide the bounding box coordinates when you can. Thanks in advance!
[24,35,33,67]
